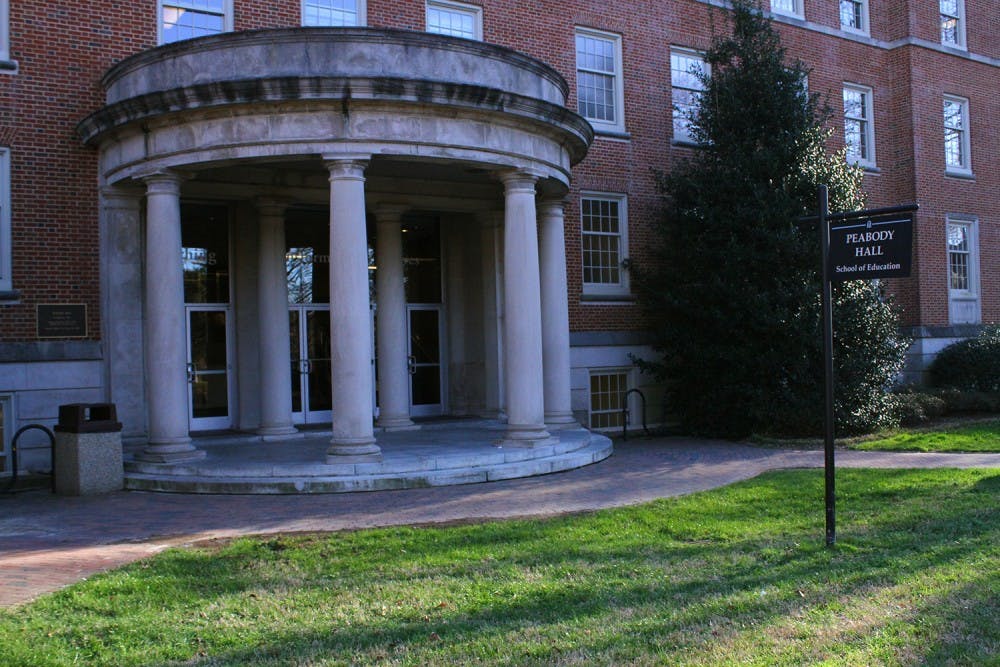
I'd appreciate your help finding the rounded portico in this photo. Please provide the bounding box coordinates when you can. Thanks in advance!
[79,28,593,468]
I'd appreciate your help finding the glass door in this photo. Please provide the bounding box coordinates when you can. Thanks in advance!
[407,304,443,417]
[186,306,233,431]
[290,306,333,424]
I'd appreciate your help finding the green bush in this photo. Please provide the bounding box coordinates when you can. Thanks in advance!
[929,327,1000,392]
[894,389,947,426]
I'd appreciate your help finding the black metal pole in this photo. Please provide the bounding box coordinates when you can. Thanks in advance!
[818,185,836,547]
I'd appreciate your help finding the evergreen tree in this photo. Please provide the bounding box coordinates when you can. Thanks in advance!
[636,0,908,437]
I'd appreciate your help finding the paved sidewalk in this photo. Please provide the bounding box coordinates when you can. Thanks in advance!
[2,438,998,608]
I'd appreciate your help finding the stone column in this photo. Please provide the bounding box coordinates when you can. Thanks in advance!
[100,186,146,440]
[256,199,300,440]
[325,157,381,462]
[500,171,551,445]
[478,212,504,420]
[137,171,204,462]
[374,205,416,430]
[538,199,577,428]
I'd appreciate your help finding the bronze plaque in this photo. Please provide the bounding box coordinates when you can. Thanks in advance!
[37,304,87,339]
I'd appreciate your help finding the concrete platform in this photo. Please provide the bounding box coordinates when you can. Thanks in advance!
[124,420,613,494]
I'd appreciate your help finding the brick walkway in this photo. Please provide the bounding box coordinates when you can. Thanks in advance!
[2,438,998,607]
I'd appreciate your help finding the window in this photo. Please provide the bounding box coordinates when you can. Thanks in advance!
[947,216,980,324]
[581,194,629,296]
[0,148,10,293]
[303,0,365,26]
[771,0,802,19]
[575,28,624,133]
[940,0,965,48]
[425,0,481,40]
[159,0,231,44]
[839,0,869,33]
[0,0,10,62]
[943,95,971,175]
[843,84,875,167]
[0,395,10,476]
[589,370,630,430]
[671,49,707,144]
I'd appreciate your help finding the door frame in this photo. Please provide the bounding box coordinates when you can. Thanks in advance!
[185,304,236,431]
[406,303,446,417]
[289,304,334,425]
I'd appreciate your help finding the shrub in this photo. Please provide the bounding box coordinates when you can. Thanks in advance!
[894,389,947,426]
[928,327,1000,393]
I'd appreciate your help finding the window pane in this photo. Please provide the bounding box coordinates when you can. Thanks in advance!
[582,198,623,286]
[590,371,627,429]
[304,0,358,26]
[577,71,616,122]
[427,5,477,39]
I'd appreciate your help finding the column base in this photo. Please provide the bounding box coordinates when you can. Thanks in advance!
[257,425,303,442]
[500,423,555,448]
[376,415,419,431]
[135,440,206,463]
[545,412,579,430]
[326,439,383,463]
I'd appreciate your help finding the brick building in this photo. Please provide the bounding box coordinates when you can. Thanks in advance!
[0,0,996,472]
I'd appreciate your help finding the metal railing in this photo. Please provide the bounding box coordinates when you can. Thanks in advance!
[2,424,55,493]
[621,388,650,441]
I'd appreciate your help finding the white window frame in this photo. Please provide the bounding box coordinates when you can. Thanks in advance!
[0,0,10,62]
[671,48,708,145]
[425,0,482,40]
[843,84,876,169]
[575,27,625,135]
[0,148,11,293]
[588,368,634,431]
[580,192,629,298]
[0,394,11,477]
[943,94,972,176]
[839,0,869,35]
[302,0,367,26]
[940,0,966,49]
[158,0,234,45]
[771,0,803,19]
[946,216,980,324]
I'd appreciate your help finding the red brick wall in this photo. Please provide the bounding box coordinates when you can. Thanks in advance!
[0,0,996,342]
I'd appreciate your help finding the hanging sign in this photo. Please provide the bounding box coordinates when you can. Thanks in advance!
[828,212,913,282]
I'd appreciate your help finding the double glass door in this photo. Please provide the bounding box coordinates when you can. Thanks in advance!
[289,306,333,424]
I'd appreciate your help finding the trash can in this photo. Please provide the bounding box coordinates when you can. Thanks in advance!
[54,403,123,496]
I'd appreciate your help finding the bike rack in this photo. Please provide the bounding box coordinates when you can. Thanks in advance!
[2,424,56,493]
[621,388,650,441]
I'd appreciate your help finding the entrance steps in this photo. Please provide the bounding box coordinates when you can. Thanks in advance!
[124,421,612,494]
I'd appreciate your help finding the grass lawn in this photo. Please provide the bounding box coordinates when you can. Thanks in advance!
[851,418,1000,453]
[1,469,997,666]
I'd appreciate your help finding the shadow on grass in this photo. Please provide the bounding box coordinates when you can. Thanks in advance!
[1,469,997,666]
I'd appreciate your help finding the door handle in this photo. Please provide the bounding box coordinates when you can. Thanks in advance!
[186,363,196,384]
[303,359,313,374]
[407,355,416,376]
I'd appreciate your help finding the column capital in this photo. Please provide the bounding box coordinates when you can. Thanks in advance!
[140,169,190,194]
[255,197,289,220]
[537,198,566,216]
[475,210,504,228]
[100,185,144,210]
[498,169,541,193]
[374,203,408,223]
[323,155,370,181]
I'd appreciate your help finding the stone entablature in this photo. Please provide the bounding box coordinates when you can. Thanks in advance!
[77,28,593,187]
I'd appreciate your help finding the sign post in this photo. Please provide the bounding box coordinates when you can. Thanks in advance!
[808,186,916,547]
